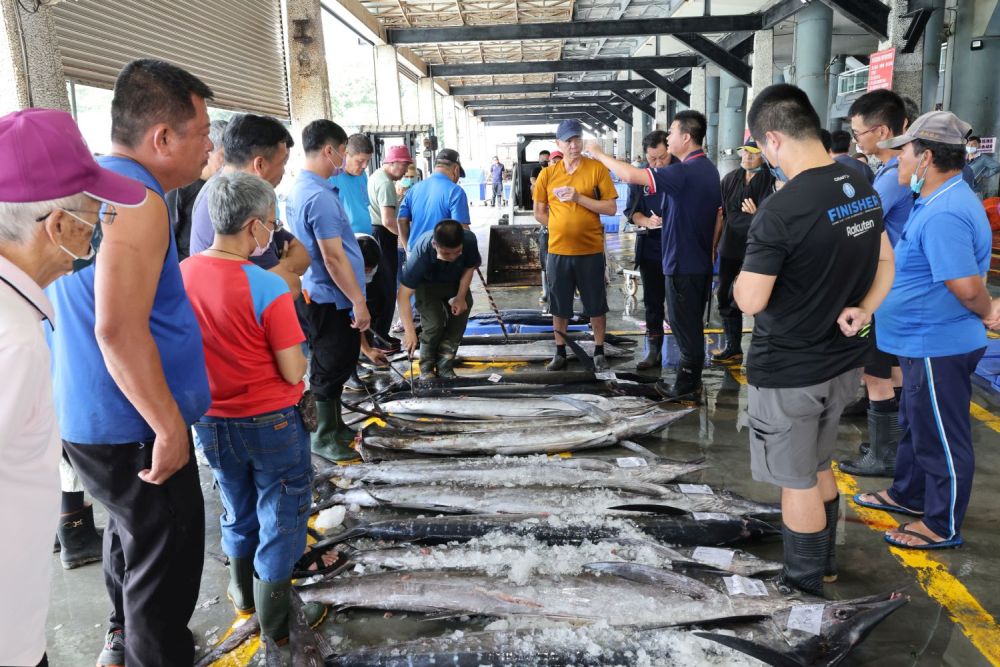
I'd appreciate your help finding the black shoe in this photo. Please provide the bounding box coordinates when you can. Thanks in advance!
[655,367,702,402]
[709,348,743,366]
[778,524,829,597]
[344,374,367,393]
[636,336,663,371]
[57,505,103,570]
[839,409,901,477]
[546,354,567,371]
[841,394,869,418]
[823,497,839,583]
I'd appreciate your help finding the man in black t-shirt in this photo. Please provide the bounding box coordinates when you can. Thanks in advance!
[734,85,894,597]
[711,140,774,365]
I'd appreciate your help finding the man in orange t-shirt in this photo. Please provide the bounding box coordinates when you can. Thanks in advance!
[533,119,618,371]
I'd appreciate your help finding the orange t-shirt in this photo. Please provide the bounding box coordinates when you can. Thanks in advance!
[533,157,618,255]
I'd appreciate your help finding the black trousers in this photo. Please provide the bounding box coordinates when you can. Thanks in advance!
[491,181,503,206]
[716,255,743,320]
[369,225,399,340]
[307,302,361,401]
[63,438,204,667]
[665,273,712,369]
[638,257,666,336]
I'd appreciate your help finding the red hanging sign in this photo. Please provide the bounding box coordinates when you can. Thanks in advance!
[867,48,896,92]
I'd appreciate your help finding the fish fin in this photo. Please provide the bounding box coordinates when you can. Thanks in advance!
[608,503,688,515]
[553,329,596,372]
[693,631,806,667]
[583,562,719,600]
[552,395,614,425]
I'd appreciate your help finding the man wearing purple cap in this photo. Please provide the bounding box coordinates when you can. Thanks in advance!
[46,59,214,666]
[367,144,412,344]
[0,108,146,667]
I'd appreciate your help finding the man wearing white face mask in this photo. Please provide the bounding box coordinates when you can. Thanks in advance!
[965,136,1000,199]
[285,120,369,462]
[0,108,147,667]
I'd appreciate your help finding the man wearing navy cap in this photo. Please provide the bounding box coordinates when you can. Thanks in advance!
[533,119,619,371]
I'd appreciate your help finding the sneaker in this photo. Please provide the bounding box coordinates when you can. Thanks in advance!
[710,348,743,366]
[97,628,125,667]
[592,354,609,372]
[546,354,568,371]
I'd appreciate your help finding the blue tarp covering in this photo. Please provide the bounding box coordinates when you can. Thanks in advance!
[973,337,1000,394]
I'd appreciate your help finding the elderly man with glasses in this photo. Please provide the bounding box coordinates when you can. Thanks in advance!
[0,108,146,667]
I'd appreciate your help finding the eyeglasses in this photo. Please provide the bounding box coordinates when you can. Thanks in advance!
[851,125,883,141]
[36,205,118,227]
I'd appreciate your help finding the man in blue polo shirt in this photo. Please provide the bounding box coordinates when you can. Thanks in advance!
[285,120,368,462]
[330,134,374,234]
[586,110,722,400]
[839,89,916,477]
[855,111,991,551]
[398,148,471,250]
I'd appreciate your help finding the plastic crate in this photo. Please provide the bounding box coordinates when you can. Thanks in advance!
[601,215,620,233]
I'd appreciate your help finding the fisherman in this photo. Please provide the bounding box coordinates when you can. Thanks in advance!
[285,120,369,462]
[188,113,308,297]
[46,59,214,666]
[397,219,481,379]
[0,108,147,667]
[181,171,326,643]
[367,145,413,345]
[585,111,721,399]
[733,84,893,595]
[838,89,915,476]
[398,148,471,250]
[534,119,618,372]
[625,130,678,371]
[855,111,992,550]
[710,139,774,366]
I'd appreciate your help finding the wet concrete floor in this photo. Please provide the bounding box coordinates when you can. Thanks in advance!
[46,205,999,666]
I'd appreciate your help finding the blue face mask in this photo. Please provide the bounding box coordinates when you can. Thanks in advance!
[910,155,930,195]
[761,143,788,182]
[747,166,763,174]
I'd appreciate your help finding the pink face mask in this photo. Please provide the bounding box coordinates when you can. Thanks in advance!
[251,219,274,257]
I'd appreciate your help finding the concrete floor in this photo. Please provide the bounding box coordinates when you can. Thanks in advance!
[46,205,1000,666]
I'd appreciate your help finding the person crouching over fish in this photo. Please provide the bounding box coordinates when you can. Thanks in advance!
[180,172,327,644]
[397,219,482,378]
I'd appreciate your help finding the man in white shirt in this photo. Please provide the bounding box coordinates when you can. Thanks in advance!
[0,108,146,667]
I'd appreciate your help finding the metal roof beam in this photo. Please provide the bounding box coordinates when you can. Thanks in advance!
[671,33,752,86]
[464,95,616,108]
[451,80,654,96]
[595,101,633,124]
[611,90,655,118]
[386,14,765,45]
[818,0,889,40]
[633,69,692,106]
[429,55,699,77]
[473,106,618,117]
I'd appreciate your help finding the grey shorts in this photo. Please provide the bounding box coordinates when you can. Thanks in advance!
[546,252,609,319]
[745,368,861,489]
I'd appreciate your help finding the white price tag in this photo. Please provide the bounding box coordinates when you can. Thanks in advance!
[594,371,617,381]
[787,604,825,636]
[723,575,769,597]
[678,483,714,495]
[488,373,502,383]
[692,512,731,521]
[616,457,649,468]
[691,546,734,569]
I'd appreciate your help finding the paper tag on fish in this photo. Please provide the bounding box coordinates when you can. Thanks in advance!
[595,371,617,381]
[616,457,649,468]
[678,483,714,495]
[692,512,731,521]
[692,546,734,569]
[787,604,825,636]
[723,575,769,597]
[488,373,502,383]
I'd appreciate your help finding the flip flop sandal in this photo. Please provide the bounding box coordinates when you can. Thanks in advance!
[853,490,924,517]
[884,523,964,550]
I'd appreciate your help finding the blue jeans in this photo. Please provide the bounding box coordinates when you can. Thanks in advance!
[193,406,312,582]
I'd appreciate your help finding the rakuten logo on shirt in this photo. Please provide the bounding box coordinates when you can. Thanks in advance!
[845,219,875,237]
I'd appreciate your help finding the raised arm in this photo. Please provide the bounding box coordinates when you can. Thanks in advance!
[584,140,651,185]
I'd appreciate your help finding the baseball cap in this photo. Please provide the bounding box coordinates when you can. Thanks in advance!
[0,108,147,206]
[556,119,583,141]
[878,111,973,150]
[385,145,413,164]
[738,139,761,153]
[436,148,465,178]
[549,150,564,160]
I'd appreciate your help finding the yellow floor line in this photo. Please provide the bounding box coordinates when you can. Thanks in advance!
[208,615,259,667]
[727,366,1000,665]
